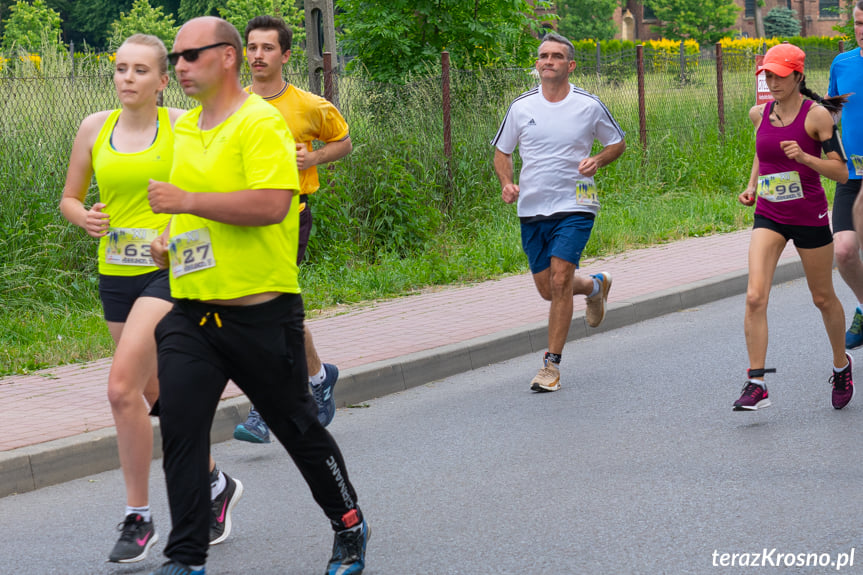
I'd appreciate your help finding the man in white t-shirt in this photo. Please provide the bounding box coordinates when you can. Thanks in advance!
[492,32,626,392]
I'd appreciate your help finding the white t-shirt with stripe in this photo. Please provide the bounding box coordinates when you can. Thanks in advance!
[492,83,624,218]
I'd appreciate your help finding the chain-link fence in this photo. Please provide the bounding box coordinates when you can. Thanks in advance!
[0,44,845,195]
[0,44,846,281]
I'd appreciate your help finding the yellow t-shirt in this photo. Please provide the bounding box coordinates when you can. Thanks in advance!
[91,107,173,276]
[167,94,301,300]
[245,83,349,195]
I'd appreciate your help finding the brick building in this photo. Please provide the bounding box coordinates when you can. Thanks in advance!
[612,0,847,41]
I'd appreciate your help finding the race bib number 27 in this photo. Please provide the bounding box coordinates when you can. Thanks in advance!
[169,228,216,278]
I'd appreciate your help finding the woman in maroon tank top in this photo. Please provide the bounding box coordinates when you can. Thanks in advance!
[734,43,852,412]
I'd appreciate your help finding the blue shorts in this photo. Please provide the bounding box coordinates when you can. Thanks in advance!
[520,213,595,274]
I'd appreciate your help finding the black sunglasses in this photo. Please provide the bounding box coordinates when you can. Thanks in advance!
[167,42,231,66]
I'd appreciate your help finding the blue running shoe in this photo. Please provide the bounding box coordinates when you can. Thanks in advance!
[233,407,270,443]
[148,560,205,575]
[313,363,339,427]
[847,307,863,349]
[327,519,370,575]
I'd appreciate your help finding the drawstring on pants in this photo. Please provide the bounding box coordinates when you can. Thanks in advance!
[199,312,222,328]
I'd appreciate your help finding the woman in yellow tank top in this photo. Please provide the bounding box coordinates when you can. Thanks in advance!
[60,34,242,564]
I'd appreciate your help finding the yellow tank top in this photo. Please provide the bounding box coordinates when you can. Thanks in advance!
[92,107,173,276]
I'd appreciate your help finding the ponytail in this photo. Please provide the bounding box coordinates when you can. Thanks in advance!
[798,75,848,113]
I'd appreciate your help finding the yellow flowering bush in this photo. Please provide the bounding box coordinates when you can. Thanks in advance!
[720,36,846,72]
[644,38,700,73]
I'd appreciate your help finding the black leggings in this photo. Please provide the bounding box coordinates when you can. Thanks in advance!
[155,293,359,566]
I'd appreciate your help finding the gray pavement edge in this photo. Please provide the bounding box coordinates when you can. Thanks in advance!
[0,259,804,498]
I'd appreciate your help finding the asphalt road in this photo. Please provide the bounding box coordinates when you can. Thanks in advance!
[2,273,862,575]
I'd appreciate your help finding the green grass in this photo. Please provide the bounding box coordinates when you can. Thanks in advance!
[0,48,842,375]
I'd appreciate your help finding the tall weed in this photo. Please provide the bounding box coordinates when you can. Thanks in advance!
[0,50,822,373]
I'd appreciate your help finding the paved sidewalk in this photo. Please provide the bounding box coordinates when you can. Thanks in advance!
[0,229,803,497]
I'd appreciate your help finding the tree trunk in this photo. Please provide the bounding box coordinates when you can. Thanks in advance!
[754,1,766,38]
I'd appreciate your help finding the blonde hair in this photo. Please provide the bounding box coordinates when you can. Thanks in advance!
[119,34,169,75]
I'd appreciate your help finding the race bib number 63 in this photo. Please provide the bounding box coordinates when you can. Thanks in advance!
[105,228,158,266]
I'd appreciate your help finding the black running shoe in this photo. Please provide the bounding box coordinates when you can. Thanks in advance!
[831,353,854,410]
[209,473,243,545]
[108,513,158,563]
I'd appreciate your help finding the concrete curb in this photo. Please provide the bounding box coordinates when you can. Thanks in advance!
[0,258,804,498]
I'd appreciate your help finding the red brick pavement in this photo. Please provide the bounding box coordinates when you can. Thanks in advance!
[0,229,797,452]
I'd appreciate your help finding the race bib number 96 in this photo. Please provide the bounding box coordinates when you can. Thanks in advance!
[169,228,216,278]
[575,182,600,207]
[757,171,803,203]
[105,228,158,266]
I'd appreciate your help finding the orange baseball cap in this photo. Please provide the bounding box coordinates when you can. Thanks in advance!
[755,43,805,76]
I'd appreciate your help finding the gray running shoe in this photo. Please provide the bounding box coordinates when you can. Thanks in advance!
[108,513,158,563]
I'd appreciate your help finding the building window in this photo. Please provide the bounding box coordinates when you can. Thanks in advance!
[820,0,840,18]
[643,4,656,20]
[744,0,755,18]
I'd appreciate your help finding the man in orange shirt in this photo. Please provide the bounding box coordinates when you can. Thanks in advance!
[233,15,353,443]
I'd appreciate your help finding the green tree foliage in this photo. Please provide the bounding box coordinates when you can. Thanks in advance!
[178,0,223,20]
[155,0,181,15]
[643,0,740,43]
[1,0,64,51]
[219,0,303,50]
[335,0,552,83]
[0,0,12,36]
[108,0,179,49]
[832,0,855,38]
[557,0,618,41]
[764,6,801,37]
[47,0,132,50]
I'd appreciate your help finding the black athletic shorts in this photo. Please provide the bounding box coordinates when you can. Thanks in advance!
[832,179,862,234]
[753,214,833,250]
[98,269,172,323]
[297,194,311,265]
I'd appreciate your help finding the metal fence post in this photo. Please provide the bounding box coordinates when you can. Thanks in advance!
[596,41,601,78]
[839,40,845,53]
[69,41,74,81]
[442,51,453,184]
[637,44,646,148]
[679,39,685,84]
[716,43,725,137]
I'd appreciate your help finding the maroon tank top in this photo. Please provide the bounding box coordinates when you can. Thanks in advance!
[754,98,828,227]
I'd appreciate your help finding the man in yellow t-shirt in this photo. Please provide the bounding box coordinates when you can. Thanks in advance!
[146,16,368,575]
[233,14,353,444]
